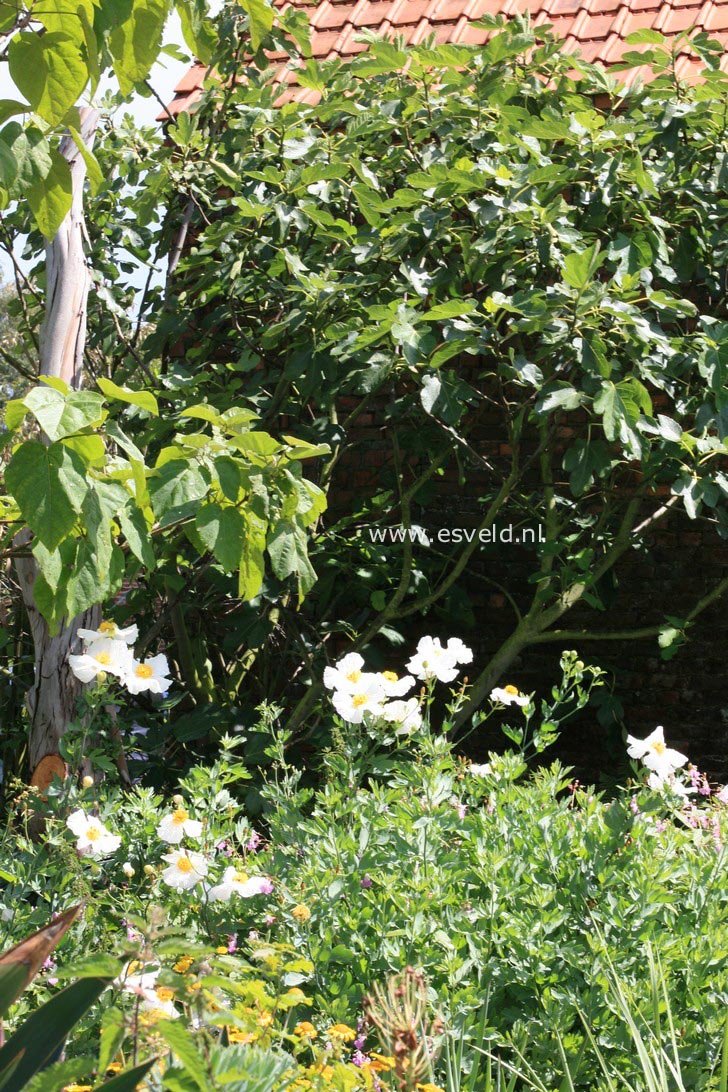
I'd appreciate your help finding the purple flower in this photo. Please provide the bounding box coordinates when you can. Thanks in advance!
[264,913,276,926]
[260,878,274,895]
[351,1050,368,1067]
[360,875,373,889]
[227,934,238,954]
[246,830,262,852]
[629,795,640,816]
[354,1036,367,1050]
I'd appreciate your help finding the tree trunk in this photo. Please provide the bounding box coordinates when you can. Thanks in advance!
[15,108,101,778]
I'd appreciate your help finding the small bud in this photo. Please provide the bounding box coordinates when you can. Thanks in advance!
[97,671,107,683]
[575,660,584,671]
[172,794,184,806]
[82,775,94,789]
[122,862,135,878]
[143,864,155,876]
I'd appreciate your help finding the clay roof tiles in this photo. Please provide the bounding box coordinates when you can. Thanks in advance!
[160,0,728,116]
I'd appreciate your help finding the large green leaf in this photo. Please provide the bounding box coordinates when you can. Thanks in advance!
[175,0,216,63]
[8,32,87,126]
[155,1021,212,1091]
[268,520,316,601]
[240,0,274,51]
[118,502,156,569]
[27,147,73,238]
[195,503,246,573]
[148,460,208,518]
[5,441,87,550]
[24,387,105,441]
[97,378,159,416]
[0,977,109,1092]
[92,1058,157,1092]
[239,510,267,600]
[109,0,169,97]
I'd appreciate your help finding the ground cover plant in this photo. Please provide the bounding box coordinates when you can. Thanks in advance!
[1,639,727,1089]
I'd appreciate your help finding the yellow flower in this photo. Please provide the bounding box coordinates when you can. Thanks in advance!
[105,1065,123,1075]
[286,987,310,1003]
[370,1053,396,1072]
[294,1021,318,1039]
[63,1086,93,1092]
[257,1011,274,1028]
[292,904,311,922]
[173,956,193,973]
[417,1085,445,1092]
[228,1028,258,1044]
[216,946,228,954]
[328,1023,356,1042]
[308,1063,334,1079]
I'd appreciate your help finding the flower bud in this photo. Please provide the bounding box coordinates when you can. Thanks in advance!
[172,794,184,806]
[575,660,585,671]
[122,862,135,878]
[143,864,155,876]
[82,775,94,789]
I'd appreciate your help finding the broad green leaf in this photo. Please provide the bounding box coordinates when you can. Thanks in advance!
[4,123,53,194]
[535,385,584,414]
[23,1056,96,1092]
[155,1021,211,1091]
[148,460,208,518]
[97,1007,127,1079]
[118,502,156,569]
[176,0,216,63]
[563,243,603,292]
[9,32,87,126]
[109,0,169,97]
[33,0,96,39]
[27,147,73,238]
[97,378,159,416]
[229,432,281,457]
[68,126,103,195]
[238,510,267,600]
[240,0,274,51]
[4,399,28,431]
[24,387,105,441]
[62,433,106,467]
[423,300,477,321]
[195,503,245,573]
[0,977,110,1092]
[268,520,316,601]
[5,441,87,550]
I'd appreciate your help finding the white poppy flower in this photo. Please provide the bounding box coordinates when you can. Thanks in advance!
[382,697,423,735]
[490,685,529,707]
[378,671,416,697]
[68,638,132,683]
[626,727,688,778]
[446,638,473,664]
[469,763,492,776]
[125,653,172,695]
[332,676,386,723]
[156,807,203,844]
[717,785,728,805]
[323,652,366,693]
[66,809,121,857]
[161,850,209,891]
[208,867,273,903]
[647,772,693,799]
[77,620,138,645]
[406,637,460,683]
[117,966,179,1019]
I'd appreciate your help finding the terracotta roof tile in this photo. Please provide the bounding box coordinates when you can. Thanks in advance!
[160,0,728,119]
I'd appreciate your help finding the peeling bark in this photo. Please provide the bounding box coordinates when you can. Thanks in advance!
[16,108,102,776]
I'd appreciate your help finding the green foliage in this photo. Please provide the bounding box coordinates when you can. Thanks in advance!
[1,381,327,632]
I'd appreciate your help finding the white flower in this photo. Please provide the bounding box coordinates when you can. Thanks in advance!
[122,862,135,878]
[406,637,460,683]
[66,809,121,857]
[377,671,416,697]
[446,638,473,664]
[117,966,179,1019]
[469,762,492,776]
[323,652,366,693]
[208,867,272,903]
[626,727,688,779]
[716,785,728,805]
[77,620,138,645]
[68,638,132,683]
[647,772,693,799]
[382,697,423,735]
[157,807,203,844]
[332,676,386,723]
[490,685,529,707]
[125,653,172,695]
[161,850,209,891]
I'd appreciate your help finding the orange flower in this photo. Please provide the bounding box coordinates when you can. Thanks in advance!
[328,1022,357,1042]
[292,904,311,922]
[294,1021,318,1039]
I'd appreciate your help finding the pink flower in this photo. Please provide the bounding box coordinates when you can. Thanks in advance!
[246,830,262,852]
[227,934,238,954]
[361,875,373,889]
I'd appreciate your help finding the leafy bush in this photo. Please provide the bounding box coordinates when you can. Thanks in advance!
[1,647,726,1088]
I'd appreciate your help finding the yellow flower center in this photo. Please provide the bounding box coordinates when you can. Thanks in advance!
[172,808,189,825]
[176,856,194,874]
[94,652,111,665]
[651,740,666,754]
[155,986,174,1002]
[135,663,154,678]
[346,669,362,684]
[99,621,117,635]
[86,826,101,841]
[352,694,368,708]
[382,671,399,682]
[505,684,519,695]
[234,870,249,884]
